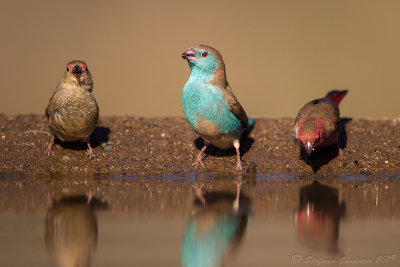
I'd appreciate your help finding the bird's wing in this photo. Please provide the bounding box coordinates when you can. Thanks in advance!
[45,82,63,118]
[294,97,340,135]
[222,84,249,128]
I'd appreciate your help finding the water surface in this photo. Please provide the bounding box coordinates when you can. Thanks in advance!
[0,174,399,267]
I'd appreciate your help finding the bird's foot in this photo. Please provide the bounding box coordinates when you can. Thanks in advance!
[192,156,205,168]
[86,143,95,159]
[236,160,243,171]
[338,148,344,160]
[192,144,208,168]
[45,136,55,156]
[86,149,95,159]
[46,146,54,156]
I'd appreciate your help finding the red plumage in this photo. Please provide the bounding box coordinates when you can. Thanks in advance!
[293,90,348,156]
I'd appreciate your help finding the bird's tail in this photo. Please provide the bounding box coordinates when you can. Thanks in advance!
[245,118,255,131]
[325,90,348,106]
[248,118,255,128]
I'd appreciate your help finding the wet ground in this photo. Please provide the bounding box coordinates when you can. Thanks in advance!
[0,114,400,176]
[0,115,399,266]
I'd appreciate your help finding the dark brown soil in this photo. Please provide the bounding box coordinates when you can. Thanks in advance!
[0,114,399,176]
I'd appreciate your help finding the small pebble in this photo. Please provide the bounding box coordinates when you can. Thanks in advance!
[102,144,113,152]
[62,156,71,162]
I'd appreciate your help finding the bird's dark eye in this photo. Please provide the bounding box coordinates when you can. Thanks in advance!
[201,52,208,57]
[66,66,69,71]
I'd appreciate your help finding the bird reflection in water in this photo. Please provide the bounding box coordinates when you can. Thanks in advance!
[45,192,107,267]
[294,181,345,254]
[181,177,251,267]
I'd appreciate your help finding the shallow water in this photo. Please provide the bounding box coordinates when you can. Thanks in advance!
[0,174,399,267]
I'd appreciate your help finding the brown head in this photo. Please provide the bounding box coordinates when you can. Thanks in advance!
[182,45,227,87]
[63,60,93,91]
[297,118,327,155]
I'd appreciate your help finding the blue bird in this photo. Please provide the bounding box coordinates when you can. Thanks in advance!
[181,45,254,171]
[181,181,249,267]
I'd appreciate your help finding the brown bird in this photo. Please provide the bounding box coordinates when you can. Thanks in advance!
[293,90,348,157]
[46,194,98,267]
[45,60,99,158]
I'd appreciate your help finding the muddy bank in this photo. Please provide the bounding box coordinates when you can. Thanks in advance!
[0,114,399,176]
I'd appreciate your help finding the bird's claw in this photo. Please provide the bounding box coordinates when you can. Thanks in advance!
[45,147,54,156]
[192,156,205,168]
[46,136,55,156]
[86,149,95,159]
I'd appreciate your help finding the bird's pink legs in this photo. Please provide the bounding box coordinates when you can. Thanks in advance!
[86,142,95,159]
[195,184,206,206]
[87,190,93,204]
[233,139,243,171]
[233,177,242,213]
[193,142,209,168]
[46,136,55,156]
[338,148,343,159]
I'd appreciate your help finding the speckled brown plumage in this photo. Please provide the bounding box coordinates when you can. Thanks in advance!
[45,194,98,267]
[45,60,99,158]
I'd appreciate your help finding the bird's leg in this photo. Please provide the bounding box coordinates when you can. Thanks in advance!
[193,142,209,168]
[87,190,93,204]
[338,184,343,203]
[195,184,206,206]
[86,142,95,159]
[233,176,242,213]
[338,147,343,159]
[233,139,243,171]
[46,136,55,156]
[47,192,53,207]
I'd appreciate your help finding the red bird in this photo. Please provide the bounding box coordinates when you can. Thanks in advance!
[293,90,348,157]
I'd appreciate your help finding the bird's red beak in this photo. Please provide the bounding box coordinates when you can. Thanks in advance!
[182,48,196,61]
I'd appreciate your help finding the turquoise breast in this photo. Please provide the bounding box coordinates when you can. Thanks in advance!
[182,80,242,136]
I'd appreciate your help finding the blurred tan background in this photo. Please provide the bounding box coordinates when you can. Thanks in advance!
[1,0,399,118]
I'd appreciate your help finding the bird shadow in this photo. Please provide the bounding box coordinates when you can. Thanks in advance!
[193,124,256,158]
[300,118,351,173]
[90,126,111,147]
[56,126,111,151]
[194,134,255,158]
